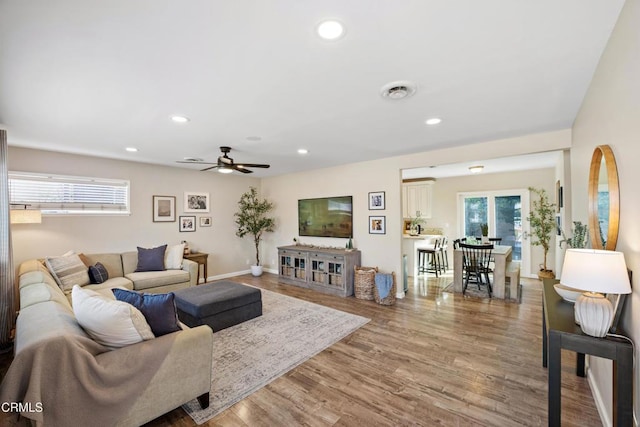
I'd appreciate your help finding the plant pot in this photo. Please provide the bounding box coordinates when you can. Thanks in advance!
[538,269,555,280]
[250,265,263,277]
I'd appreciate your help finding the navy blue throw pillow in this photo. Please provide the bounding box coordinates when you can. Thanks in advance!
[112,288,181,336]
[88,262,109,284]
[135,245,167,272]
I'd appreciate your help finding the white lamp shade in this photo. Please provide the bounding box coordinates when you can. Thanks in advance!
[10,209,42,224]
[560,249,630,294]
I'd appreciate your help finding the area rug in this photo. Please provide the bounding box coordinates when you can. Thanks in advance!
[181,287,370,424]
[443,281,492,298]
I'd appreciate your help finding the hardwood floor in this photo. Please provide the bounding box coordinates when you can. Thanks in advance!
[0,272,603,426]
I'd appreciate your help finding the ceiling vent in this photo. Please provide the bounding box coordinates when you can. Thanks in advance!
[380,80,417,100]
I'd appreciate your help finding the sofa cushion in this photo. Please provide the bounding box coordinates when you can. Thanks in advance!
[164,243,185,270]
[88,262,109,284]
[45,253,90,292]
[72,285,155,348]
[82,277,134,294]
[135,245,167,272]
[85,253,124,278]
[113,289,181,336]
[125,270,190,291]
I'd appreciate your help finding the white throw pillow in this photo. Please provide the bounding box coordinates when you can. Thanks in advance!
[72,285,155,348]
[164,243,185,270]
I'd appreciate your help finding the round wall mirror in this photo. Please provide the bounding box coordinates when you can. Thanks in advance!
[588,145,620,250]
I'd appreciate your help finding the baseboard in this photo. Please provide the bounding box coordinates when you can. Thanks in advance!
[586,363,612,427]
[206,270,252,281]
[205,268,279,282]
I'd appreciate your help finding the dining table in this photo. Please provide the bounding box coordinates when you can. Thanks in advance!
[453,244,513,299]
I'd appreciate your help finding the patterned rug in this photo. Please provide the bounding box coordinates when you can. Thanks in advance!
[181,287,370,424]
[443,281,492,298]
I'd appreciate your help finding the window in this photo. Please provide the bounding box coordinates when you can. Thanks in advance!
[9,172,130,215]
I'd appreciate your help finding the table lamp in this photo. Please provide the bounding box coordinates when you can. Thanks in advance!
[560,249,630,337]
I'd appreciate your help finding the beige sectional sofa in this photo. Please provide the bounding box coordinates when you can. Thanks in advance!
[4,253,213,426]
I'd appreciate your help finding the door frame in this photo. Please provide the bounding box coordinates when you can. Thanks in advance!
[457,189,531,277]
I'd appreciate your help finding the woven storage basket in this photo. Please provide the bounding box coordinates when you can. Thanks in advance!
[373,271,396,306]
[354,266,378,300]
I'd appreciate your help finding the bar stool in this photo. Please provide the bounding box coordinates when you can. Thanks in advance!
[417,238,441,277]
[438,236,449,272]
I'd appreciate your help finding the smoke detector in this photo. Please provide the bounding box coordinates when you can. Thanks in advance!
[380,80,417,100]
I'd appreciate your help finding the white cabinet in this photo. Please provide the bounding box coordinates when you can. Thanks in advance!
[402,181,433,219]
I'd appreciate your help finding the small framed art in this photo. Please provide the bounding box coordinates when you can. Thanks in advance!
[369,216,386,234]
[184,192,210,213]
[179,215,196,232]
[153,195,176,222]
[200,216,212,227]
[368,191,385,210]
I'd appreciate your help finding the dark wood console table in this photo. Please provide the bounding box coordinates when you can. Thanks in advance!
[184,252,208,284]
[541,279,632,426]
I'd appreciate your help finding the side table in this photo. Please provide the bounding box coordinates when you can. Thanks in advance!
[184,252,208,284]
[542,279,632,426]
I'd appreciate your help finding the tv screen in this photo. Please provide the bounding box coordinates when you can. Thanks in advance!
[298,196,353,238]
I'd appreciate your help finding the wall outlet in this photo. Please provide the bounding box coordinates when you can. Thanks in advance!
[246,259,250,265]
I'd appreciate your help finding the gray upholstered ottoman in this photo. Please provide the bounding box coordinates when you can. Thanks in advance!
[174,281,262,332]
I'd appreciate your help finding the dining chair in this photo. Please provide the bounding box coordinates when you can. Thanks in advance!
[488,237,502,244]
[459,243,494,297]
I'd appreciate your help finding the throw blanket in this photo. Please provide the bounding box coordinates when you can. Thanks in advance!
[374,273,394,299]
[0,333,175,427]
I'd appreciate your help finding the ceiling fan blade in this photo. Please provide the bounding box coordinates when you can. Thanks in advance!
[200,165,219,172]
[235,163,270,168]
[233,166,253,174]
[176,160,217,165]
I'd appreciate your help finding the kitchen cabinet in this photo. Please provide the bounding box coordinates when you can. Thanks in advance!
[402,180,434,219]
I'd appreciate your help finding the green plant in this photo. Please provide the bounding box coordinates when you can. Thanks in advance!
[559,221,589,249]
[526,187,556,273]
[235,187,275,266]
[480,223,488,236]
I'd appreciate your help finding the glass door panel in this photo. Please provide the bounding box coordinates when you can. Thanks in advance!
[463,197,487,237]
[495,195,522,260]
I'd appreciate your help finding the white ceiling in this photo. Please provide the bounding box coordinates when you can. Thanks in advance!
[0,1,624,177]
[402,150,563,179]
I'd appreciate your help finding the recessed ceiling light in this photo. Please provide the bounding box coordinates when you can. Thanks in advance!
[317,20,345,40]
[246,136,262,141]
[171,115,190,123]
[425,118,442,126]
[125,147,138,152]
[469,165,484,174]
[297,148,309,155]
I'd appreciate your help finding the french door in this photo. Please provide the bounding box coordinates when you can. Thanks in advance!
[458,190,530,277]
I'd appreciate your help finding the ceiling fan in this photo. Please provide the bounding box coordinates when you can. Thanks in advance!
[177,146,270,174]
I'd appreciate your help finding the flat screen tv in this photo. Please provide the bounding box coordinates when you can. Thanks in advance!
[298,196,352,238]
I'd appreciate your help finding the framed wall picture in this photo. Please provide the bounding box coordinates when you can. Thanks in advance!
[368,191,385,210]
[200,216,212,227]
[403,219,412,234]
[369,216,386,234]
[179,215,196,232]
[184,192,210,213]
[152,195,176,222]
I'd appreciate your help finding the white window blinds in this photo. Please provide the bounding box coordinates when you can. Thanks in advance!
[8,172,130,215]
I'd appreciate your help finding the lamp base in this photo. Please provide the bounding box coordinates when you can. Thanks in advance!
[574,292,613,337]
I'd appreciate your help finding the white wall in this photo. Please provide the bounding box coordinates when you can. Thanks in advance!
[571,0,640,424]
[428,167,557,277]
[8,147,260,277]
[261,129,571,279]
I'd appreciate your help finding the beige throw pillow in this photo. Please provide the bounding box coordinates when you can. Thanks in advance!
[45,252,90,292]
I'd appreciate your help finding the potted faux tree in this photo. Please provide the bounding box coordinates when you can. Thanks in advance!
[480,223,489,242]
[235,187,275,277]
[526,187,556,279]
